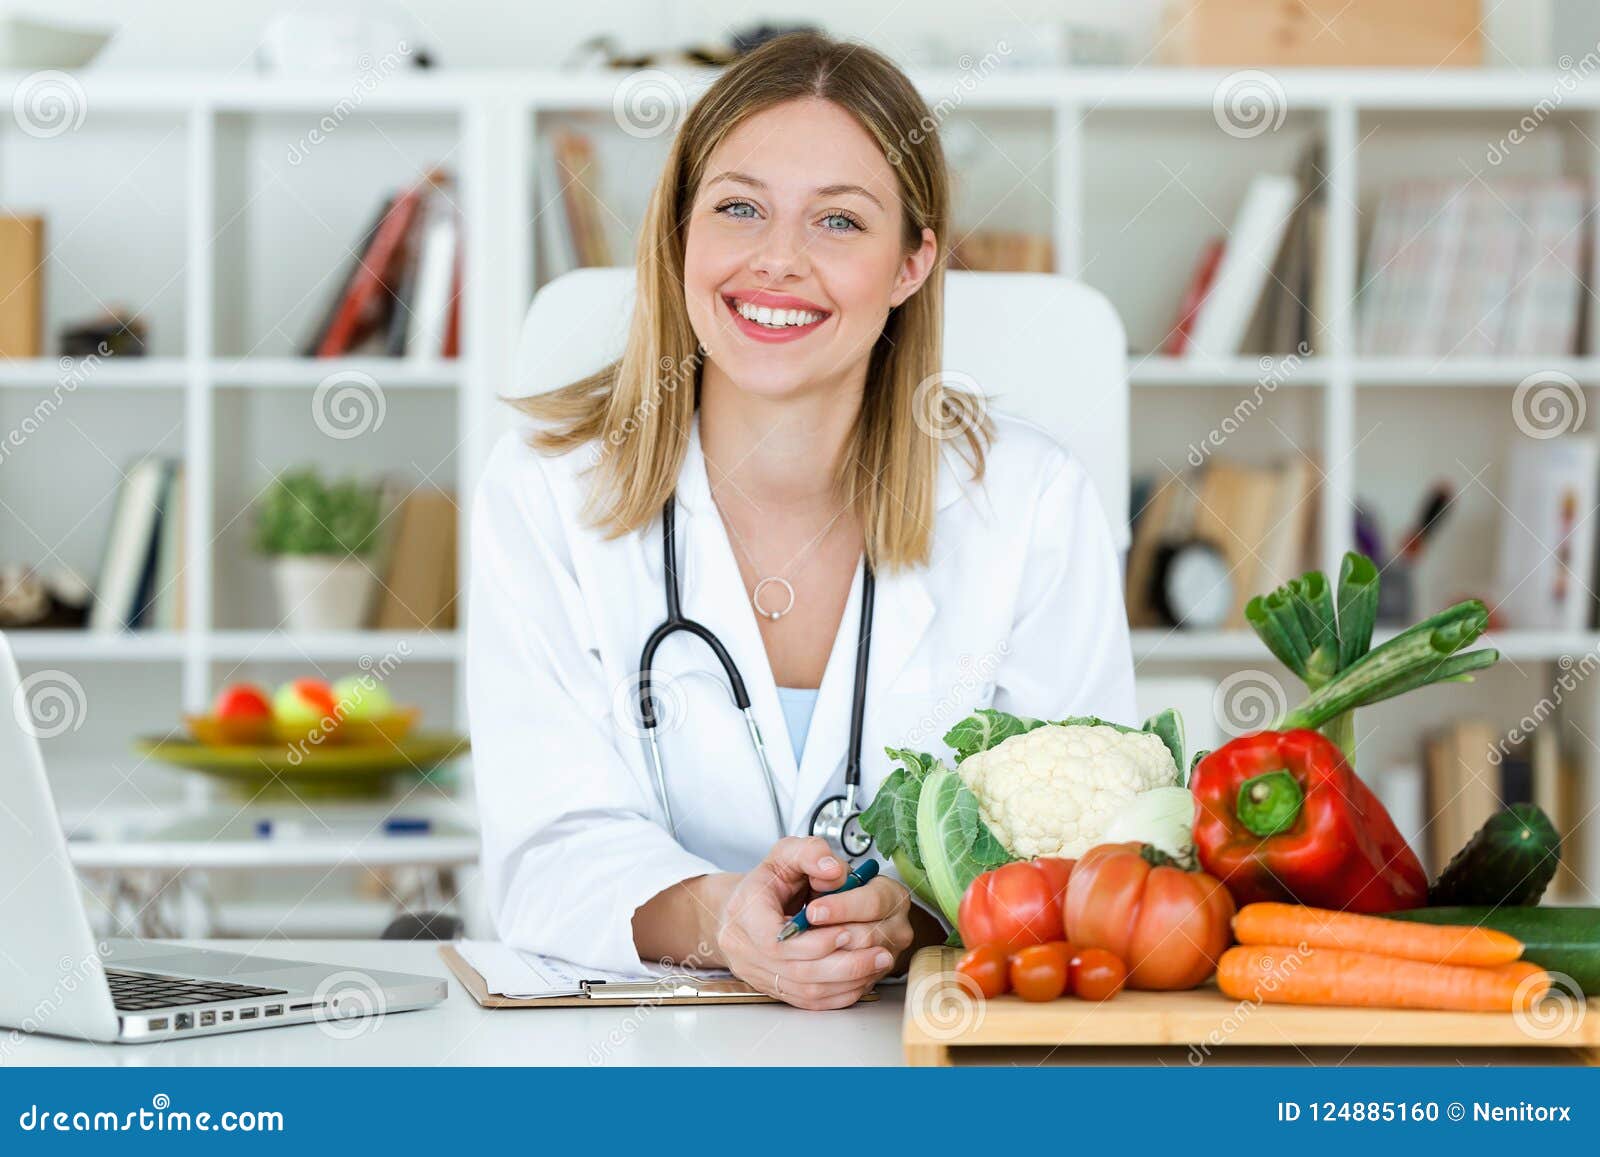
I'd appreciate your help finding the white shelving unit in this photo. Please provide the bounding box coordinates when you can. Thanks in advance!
[2,67,1598,844]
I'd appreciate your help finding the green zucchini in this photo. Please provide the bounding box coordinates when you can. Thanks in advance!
[1387,907,1600,995]
[1428,804,1560,907]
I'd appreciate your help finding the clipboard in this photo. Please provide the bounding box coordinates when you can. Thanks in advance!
[440,943,793,1007]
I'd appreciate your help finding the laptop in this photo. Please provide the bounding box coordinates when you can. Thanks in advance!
[0,633,446,1043]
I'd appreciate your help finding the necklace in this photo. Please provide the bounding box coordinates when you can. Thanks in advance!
[710,490,842,621]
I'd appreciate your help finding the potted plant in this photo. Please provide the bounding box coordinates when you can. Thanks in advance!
[255,469,382,631]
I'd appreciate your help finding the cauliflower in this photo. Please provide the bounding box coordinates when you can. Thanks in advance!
[955,723,1179,858]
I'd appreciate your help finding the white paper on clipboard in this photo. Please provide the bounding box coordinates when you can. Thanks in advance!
[454,940,732,999]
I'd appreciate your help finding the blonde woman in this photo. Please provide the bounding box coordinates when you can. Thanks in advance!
[468,32,1135,1009]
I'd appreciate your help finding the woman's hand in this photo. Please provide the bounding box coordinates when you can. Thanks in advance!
[715,836,912,1010]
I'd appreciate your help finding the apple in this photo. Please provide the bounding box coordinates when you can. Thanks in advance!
[212,682,272,719]
[332,674,394,721]
[272,678,338,727]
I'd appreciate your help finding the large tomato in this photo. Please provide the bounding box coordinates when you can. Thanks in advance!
[1063,842,1235,990]
[958,858,1074,950]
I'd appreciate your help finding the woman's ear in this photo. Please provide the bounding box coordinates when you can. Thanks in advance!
[888,226,939,308]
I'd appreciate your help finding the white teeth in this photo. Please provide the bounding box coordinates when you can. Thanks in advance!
[733,300,823,328]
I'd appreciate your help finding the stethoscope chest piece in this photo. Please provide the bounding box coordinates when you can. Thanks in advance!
[809,793,873,860]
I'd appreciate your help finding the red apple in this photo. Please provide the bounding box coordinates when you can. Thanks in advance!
[212,682,272,719]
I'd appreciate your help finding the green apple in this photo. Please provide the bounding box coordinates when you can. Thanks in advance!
[273,678,337,726]
[333,674,394,720]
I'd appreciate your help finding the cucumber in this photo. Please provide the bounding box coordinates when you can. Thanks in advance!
[1428,804,1560,907]
[1387,907,1600,995]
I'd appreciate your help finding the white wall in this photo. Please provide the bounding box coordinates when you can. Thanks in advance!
[20,0,1556,72]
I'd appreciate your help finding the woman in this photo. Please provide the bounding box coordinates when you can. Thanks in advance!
[468,32,1135,1010]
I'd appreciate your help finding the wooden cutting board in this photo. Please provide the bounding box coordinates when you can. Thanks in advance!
[903,947,1600,1066]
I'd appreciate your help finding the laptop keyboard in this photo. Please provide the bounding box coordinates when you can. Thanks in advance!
[107,968,289,1011]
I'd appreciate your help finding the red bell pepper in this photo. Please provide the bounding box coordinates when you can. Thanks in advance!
[1191,729,1427,914]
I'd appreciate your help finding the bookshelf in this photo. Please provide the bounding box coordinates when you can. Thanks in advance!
[3,67,1600,894]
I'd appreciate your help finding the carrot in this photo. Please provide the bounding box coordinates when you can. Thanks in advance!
[1233,902,1523,967]
[1216,944,1549,1012]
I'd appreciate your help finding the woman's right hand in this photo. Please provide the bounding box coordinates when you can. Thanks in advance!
[715,837,895,1010]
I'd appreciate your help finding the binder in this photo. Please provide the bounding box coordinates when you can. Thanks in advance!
[440,944,781,1007]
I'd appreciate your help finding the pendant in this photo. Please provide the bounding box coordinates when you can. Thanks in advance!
[751,576,795,620]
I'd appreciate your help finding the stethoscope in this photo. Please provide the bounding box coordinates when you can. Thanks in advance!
[637,497,875,861]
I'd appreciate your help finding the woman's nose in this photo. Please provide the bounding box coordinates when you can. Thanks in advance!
[747,217,811,281]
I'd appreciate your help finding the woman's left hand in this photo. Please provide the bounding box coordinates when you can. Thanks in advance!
[783,875,917,974]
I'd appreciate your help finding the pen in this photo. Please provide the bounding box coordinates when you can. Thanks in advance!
[776,858,880,942]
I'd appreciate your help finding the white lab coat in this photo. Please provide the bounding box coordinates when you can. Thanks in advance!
[467,409,1136,973]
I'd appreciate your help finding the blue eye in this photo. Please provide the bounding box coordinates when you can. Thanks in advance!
[822,212,863,232]
[714,199,758,219]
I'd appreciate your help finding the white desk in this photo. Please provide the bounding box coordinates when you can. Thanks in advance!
[7,940,908,1066]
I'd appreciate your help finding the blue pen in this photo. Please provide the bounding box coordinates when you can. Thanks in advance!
[776,858,879,942]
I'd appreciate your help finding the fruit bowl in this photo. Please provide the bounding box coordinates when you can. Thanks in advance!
[136,731,469,800]
[184,706,420,748]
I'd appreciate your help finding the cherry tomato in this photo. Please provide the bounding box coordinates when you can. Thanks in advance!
[955,944,1009,999]
[1069,947,1128,1001]
[1008,944,1069,1002]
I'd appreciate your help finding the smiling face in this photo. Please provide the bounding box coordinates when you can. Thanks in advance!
[682,97,937,400]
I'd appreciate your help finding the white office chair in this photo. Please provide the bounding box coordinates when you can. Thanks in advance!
[511,268,1131,547]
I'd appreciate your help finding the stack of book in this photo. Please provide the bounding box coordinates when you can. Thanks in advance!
[1358,177,1585,357]
[1125,456,1318,629]
[89,458,186,632]
[302,169,461,359]
[1165,146,1325,358]
[538,130,614,281]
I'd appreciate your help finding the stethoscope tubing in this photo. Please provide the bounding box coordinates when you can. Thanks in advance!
[638,498,872,841]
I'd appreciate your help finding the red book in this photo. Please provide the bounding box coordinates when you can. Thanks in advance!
[441,252,461,359]
[1163,237,1226,356]
[315,183,426,357]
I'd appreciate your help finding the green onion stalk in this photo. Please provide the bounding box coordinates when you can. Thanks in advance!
[1244,553,1496,762]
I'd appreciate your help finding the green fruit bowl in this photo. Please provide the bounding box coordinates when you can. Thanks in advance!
[184,707,421,747]
[135,731,469,800]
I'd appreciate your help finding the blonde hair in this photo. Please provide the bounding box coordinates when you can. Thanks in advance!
[514,31,990,572]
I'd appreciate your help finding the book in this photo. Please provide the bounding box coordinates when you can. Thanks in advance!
[1185,174,1300,359]
[405,178,459,360]
[1502,178,1585,357]
[1358,177,1586,357]
[302,196,392,357]
[1247,143,1326,355]
[373,489,458,630]
[1491,434,1600,631]
[149,464,186,630]
[0,215,44,358]
[1162,238,1225,355]
[89,458,171,632]
[1124,470,1182,628]
[314,181,427,356]
[551,131,612,268]
[1190,459,1281,627]
[949,231,1054,273]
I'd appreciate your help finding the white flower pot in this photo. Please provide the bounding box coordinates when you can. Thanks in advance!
[269,555,376,631]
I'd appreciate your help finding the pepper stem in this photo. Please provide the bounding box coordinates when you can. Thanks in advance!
[1236,770,1303,837]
